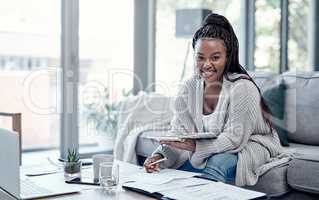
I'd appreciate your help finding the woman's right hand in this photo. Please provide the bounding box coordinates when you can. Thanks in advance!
[143,154,163,173]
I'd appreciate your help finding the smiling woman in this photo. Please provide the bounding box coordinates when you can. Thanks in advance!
[144,13,291,187]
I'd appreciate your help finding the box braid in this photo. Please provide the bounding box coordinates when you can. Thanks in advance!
[192,13,273,133]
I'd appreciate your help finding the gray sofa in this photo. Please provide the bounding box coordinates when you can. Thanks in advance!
[135,71,319,199]
[248,71,319,199]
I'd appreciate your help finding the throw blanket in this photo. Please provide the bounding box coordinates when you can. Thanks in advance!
[154,73,292,186]
[114,92,173,164]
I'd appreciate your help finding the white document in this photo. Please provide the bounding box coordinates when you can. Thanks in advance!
[125,168,201,185]
[22,163,91,176]
[22,164,61,176]
[161,182,266,200]
[123,177,212,193]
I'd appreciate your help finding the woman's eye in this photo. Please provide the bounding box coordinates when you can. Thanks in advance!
[196,56,204,61]
[212,56,220,61]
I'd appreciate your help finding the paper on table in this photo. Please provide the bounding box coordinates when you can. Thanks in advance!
[22,164,61,176]
[21,157,63,176]
[123,177,212,193]
[161,181,266,200]
[125,168,201,185]
[22,160,91,176]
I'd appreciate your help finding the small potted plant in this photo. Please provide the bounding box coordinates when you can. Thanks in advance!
[64,149,82,180]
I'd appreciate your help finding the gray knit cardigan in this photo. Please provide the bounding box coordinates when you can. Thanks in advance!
[153,73,291,186]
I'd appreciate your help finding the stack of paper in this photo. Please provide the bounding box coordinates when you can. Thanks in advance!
[22,163,61,176]
[122,168,266,200]
[161,182,266,200]
[123,177,211,193]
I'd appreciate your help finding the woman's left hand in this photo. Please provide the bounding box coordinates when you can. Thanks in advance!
[160,139,196,152]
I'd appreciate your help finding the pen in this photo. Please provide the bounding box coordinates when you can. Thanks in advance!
[65,179,99,186]
[148,157,167,166]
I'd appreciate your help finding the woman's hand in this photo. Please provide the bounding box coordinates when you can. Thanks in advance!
[143,154,162,173]
[160,139,196,152]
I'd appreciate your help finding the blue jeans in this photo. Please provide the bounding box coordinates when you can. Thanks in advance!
[178,153,238,184]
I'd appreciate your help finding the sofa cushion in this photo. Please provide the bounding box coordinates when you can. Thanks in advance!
[244,164,290,197]
[262,77,289,146]
[282,72,319,145]
[288,158,319,194]
[248,71,276,89]
[272,190,319,200]
[284,143,319,194]
[136,130,165,157]
[248,71,289,146]
[284,143,319,162]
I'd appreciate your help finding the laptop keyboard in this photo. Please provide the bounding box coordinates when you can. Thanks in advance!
[21,179,52,196]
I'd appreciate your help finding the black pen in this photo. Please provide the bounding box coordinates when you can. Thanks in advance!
[65,178,99,186]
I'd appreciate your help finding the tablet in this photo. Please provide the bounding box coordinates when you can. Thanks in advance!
[147,136,184,142]
[180,133,217,139]
[147,133,217,142]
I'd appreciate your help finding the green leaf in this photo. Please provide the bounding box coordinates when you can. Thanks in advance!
[66,148,80,162]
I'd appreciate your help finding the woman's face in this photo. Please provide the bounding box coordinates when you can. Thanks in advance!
[194,38,227,83]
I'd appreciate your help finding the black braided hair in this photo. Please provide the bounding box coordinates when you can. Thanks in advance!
[192,13,273,133]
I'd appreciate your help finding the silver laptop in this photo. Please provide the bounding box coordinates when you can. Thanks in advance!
[0,128,80,199]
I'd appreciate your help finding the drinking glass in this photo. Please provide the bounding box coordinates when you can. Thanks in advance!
[99,162,119,192]
[93,154,114,182]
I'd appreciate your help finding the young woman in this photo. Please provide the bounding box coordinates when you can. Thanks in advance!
[143,13,289,186]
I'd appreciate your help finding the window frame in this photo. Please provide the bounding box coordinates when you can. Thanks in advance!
[60,0,79,159]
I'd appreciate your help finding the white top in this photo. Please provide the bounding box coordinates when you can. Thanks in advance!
[202,92,225,133]
[202,113,216,132]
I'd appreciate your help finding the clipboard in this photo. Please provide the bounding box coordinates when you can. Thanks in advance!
[122,185,164,200]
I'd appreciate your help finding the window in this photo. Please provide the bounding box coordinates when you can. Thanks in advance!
[1,0,313,156]
[0,0,60,151]
[288,0,310,71]
[78,0,133,152]
[155,0,241,95]
[255,0,281,72]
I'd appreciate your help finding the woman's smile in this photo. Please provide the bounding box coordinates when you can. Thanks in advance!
[201,69,216,79]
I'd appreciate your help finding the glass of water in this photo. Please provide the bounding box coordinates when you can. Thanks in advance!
[99,162,119,192]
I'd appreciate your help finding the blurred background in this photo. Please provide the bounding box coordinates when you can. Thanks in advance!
[0,0,315,156]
